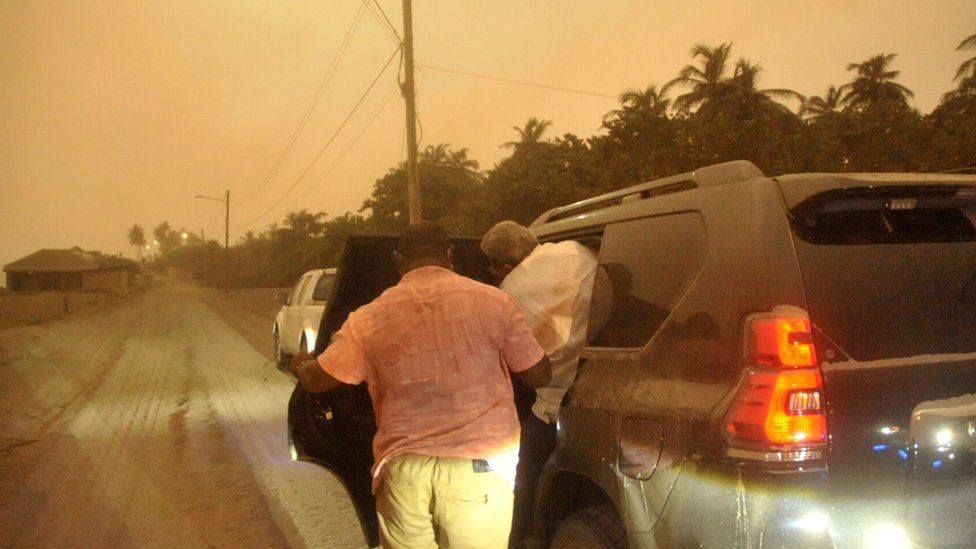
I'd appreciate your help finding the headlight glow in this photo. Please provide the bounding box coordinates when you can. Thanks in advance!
[936,428,953,446]
[864,523,908,549]
[790,511,829,534]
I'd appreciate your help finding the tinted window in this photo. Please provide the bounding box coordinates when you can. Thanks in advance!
[792,201,976,361]
[590,213,708,348]
[311,273,336,301]
[794,208,976,245]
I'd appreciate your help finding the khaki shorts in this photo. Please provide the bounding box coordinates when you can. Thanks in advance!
[377,453,514,549]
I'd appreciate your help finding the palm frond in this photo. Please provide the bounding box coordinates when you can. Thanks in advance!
[672,91,705,113]
[955,57,976,81]
[957,33,976,51]
[677,65,707,81]
[762,88,805,102]
[663,76,701,92]
[891,82,915,98]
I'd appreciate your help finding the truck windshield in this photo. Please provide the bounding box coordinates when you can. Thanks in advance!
[789,186,976,362]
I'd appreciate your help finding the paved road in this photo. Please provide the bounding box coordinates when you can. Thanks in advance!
[0,285,367,548]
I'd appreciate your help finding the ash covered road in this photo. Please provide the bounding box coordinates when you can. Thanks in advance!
[0,285,367,548]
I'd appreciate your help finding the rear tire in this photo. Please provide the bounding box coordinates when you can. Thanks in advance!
[274,327,292,368]
[550,506,628,549]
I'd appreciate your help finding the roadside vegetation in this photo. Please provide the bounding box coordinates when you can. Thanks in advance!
[136,38,976,288]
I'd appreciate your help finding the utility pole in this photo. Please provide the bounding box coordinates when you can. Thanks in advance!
[224,189,230,262]
[402,0,421,223]
[194,190,230,288]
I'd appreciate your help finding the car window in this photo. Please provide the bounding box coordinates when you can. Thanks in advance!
[589,212,708,348]
[311,272,336,302]
[790,194,976,361]
[289,275,310,306]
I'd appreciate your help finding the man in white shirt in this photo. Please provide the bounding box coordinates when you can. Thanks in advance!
[480,220,600,548]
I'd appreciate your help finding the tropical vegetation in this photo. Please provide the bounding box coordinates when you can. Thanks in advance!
[139,37,976,287]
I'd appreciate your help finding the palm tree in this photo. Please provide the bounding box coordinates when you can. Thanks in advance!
[800,85,843,122]
[283,210,327,238]
[153,221,180,252]
[603,85,671,124]
[729,59,804,104]
[448,147,480,174]
[942,33,976,105]
[664,42,734,113]
[954,32,976,82]
[127,224,146,260]
[942,75,976,104]
[697,59,803,123]
[420,144,450,166]
[840,53,914,109]
[419,144,480,174]
[503,117,552,148]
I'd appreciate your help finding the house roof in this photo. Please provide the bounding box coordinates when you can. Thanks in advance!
[3,248,136,273]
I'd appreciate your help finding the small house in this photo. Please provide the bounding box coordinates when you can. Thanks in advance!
[3,248,138,293]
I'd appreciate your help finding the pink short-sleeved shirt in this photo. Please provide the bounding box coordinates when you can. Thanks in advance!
[316,266,545,492]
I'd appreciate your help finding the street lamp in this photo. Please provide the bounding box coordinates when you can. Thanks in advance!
[194,190,229,253]
[195,190,230,286]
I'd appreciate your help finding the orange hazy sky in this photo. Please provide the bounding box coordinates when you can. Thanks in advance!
[2,1,975,281]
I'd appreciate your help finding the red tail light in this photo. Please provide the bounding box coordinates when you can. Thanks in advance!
[751,318,816,368]
[724,312,827,462]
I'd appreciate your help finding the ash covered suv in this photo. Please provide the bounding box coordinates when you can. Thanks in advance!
[289,161,976,548]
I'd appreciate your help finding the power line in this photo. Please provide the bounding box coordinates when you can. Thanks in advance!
[285,83,400,210]
[371,0,400,38]
[367,0,401,42]
[235,46,402,228]
[415,62,618,99]
[237,1,371,203]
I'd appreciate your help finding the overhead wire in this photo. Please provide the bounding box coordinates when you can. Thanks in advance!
[415,62,618,99]
[367,0,401,43]
[234,46,402,228]
[285,82,400,209]
[237,1,371,203]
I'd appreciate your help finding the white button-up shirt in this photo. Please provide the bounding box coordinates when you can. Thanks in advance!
[500,241,598,423]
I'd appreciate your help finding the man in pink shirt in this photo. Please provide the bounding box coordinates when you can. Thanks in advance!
[291,221,551,549]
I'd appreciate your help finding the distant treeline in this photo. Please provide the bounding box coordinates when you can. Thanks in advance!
[137,40,976,288]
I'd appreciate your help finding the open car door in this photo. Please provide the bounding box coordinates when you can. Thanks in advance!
[287,234,491,547]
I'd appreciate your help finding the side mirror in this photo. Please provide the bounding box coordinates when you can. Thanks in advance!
[275,291,289,305]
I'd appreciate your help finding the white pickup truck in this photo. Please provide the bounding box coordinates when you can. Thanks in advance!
[273,268,336,367]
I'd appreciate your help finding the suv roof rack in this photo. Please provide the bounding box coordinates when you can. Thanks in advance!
[529,160,765,227]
